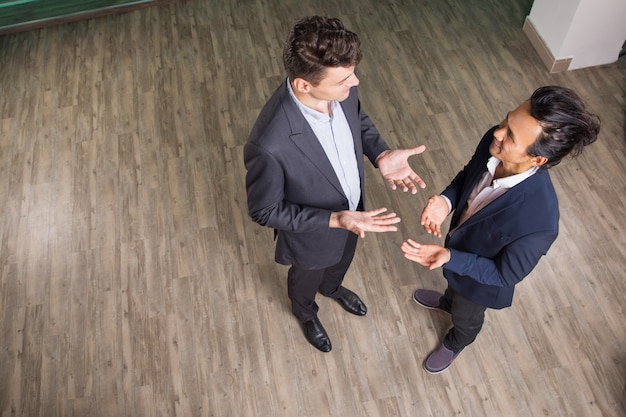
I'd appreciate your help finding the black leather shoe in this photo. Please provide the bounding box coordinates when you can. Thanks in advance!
[302,317,332,352]
[334,287,367,316]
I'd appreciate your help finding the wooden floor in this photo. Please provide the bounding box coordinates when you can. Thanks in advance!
[0,0,625,416]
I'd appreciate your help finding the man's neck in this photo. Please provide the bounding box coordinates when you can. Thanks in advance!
[291,82,331,115]
[494,161,534,180]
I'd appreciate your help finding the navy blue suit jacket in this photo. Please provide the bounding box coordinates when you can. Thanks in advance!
[442,127,559,309]
[244,80,389,269]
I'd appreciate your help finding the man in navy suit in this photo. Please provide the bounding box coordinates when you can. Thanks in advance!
[401,86,600,373]
[245,16,426,352]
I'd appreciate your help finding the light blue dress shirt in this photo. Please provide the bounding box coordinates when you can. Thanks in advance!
[287,80,361,210]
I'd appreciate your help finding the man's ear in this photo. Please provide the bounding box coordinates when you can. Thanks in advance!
[531,155,548,167]
[292,77,311,93]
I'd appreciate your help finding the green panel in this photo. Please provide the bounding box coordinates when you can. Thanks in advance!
[0,0,152,29]
[0,0,38,8]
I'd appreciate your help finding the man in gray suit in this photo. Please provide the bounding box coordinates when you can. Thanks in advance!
[244,16,426,352]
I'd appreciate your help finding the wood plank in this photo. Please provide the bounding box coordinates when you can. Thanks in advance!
[0,1,624,416]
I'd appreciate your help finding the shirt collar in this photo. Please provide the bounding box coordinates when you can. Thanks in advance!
[286,78,335,122]
[487,156,539,189]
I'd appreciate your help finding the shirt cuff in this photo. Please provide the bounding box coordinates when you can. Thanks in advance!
[441,195,452,214]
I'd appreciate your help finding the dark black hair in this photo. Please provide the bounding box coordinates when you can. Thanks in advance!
[526,86,600,169]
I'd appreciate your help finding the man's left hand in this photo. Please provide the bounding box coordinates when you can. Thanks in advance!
[376,146,427,193]
[401,238,450,269]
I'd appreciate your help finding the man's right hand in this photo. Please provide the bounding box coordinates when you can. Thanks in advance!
[420,195,449,238]
[330,208,401,238]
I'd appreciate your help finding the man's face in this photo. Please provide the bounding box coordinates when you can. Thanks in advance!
[490,100,544,172]
[307,66,359,102]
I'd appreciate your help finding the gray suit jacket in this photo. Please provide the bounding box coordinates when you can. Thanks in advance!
[244,80,389,269]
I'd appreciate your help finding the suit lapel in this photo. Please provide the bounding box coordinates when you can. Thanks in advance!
[340,94,365,184]
[456,177,530,230]
[451,162,489,227]
[279,85,345,196]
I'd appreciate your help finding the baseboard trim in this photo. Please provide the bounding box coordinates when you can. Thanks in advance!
[523,16,572,73]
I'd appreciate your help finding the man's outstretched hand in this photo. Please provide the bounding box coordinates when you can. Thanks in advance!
[400,238,450,269]
[330,208,401,238]
[376,146,427,194]
[420,195,450,238]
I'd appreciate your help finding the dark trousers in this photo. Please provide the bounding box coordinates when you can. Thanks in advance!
[439,287,487,353]
[287,232,358,323]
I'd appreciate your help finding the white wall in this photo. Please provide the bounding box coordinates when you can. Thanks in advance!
[528,0,626,70]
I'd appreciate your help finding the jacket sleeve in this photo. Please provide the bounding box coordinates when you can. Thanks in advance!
[361,115,390,167]
[244,141,331,233]
[444,223,558,287]
[333,73,389,167]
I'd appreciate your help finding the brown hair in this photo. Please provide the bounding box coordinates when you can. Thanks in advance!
[283,16,362,86]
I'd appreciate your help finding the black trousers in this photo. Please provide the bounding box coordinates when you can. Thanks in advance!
[439,287,487,353]
[287,232,359,323]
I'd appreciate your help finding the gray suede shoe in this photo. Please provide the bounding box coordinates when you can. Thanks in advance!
[424,344,464,374]
[413,289,450,315]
